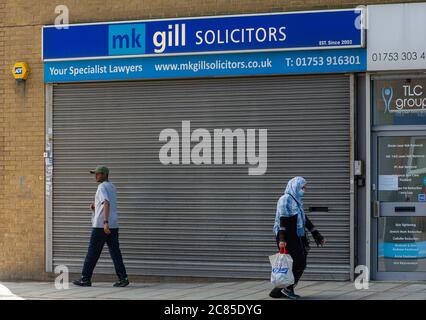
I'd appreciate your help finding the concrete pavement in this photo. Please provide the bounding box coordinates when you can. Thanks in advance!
[1,280,425,300]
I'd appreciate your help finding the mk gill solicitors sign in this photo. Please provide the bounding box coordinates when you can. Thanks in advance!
[42,8,366,82]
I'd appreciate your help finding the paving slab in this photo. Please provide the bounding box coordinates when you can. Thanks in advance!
[214,287,266,300]
[300,290,346,300]
[132,282,238,300]
[0,295,24,300]
[212,285,273,300]
[0,282,50,294]
[304,281,353,291]
[293,281,319,288]
[176,287,244,300]
[361,291,411,300]
[331,290,377,300]
[397,292,426,300]
[365,282,406,291]
[396,284,426,292]
[38,286,127,299]
[169,282,241,299]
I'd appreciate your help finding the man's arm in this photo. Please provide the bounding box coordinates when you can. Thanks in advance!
[103,200,111,234]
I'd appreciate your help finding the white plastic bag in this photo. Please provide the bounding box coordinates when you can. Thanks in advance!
[269,251,295,287]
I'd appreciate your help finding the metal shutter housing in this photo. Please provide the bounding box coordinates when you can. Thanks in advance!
[51,75,351,280]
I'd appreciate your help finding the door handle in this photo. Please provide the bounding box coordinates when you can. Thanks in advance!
[372,201,380,218]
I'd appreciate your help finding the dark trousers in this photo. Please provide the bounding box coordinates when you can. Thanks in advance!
[82,228,128,281]
[271,234,307,292]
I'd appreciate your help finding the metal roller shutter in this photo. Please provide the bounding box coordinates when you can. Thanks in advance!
[51,74,351,280]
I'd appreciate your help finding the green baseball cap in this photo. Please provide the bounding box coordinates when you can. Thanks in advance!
[90,165,109,175]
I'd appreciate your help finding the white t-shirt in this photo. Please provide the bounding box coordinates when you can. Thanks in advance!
[92,181,118,228]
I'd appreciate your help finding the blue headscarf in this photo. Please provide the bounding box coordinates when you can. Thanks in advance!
[284,176,307,237]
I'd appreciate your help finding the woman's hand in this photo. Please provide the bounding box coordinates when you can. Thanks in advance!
[312,230,325,247]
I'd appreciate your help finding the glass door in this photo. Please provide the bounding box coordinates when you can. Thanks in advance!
[372,132,426,280]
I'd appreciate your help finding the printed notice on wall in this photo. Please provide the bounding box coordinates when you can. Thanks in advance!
[379,175,399,191]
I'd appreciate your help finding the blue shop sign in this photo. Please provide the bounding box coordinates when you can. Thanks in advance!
[44,48,366,83]
[42,9,364,60]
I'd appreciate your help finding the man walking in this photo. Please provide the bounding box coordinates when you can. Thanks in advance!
[73,165,129,287]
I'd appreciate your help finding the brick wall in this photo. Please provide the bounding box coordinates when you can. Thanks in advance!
[0,0,423,280]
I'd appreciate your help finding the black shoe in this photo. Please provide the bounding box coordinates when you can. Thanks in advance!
[292,292,301,299]
[281,287,299,300]
[73,279,92,287]
[113,278,129,287]
[287,286,301,299]
[269,287,283,298]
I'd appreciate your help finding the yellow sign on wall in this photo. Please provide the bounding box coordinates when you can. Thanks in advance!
[12,62,30,81]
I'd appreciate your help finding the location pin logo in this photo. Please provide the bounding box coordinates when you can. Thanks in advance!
[382,87,393,113]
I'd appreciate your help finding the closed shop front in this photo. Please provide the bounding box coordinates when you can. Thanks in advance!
[50,75,352,280]
[43,9,366,281]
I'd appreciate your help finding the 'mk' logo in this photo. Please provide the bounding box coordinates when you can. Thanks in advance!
[108,24,146,55]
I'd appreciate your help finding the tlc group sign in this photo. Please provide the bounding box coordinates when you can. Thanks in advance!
[42,9,366,82]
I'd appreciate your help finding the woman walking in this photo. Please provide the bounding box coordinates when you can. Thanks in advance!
[270,176,325,299]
